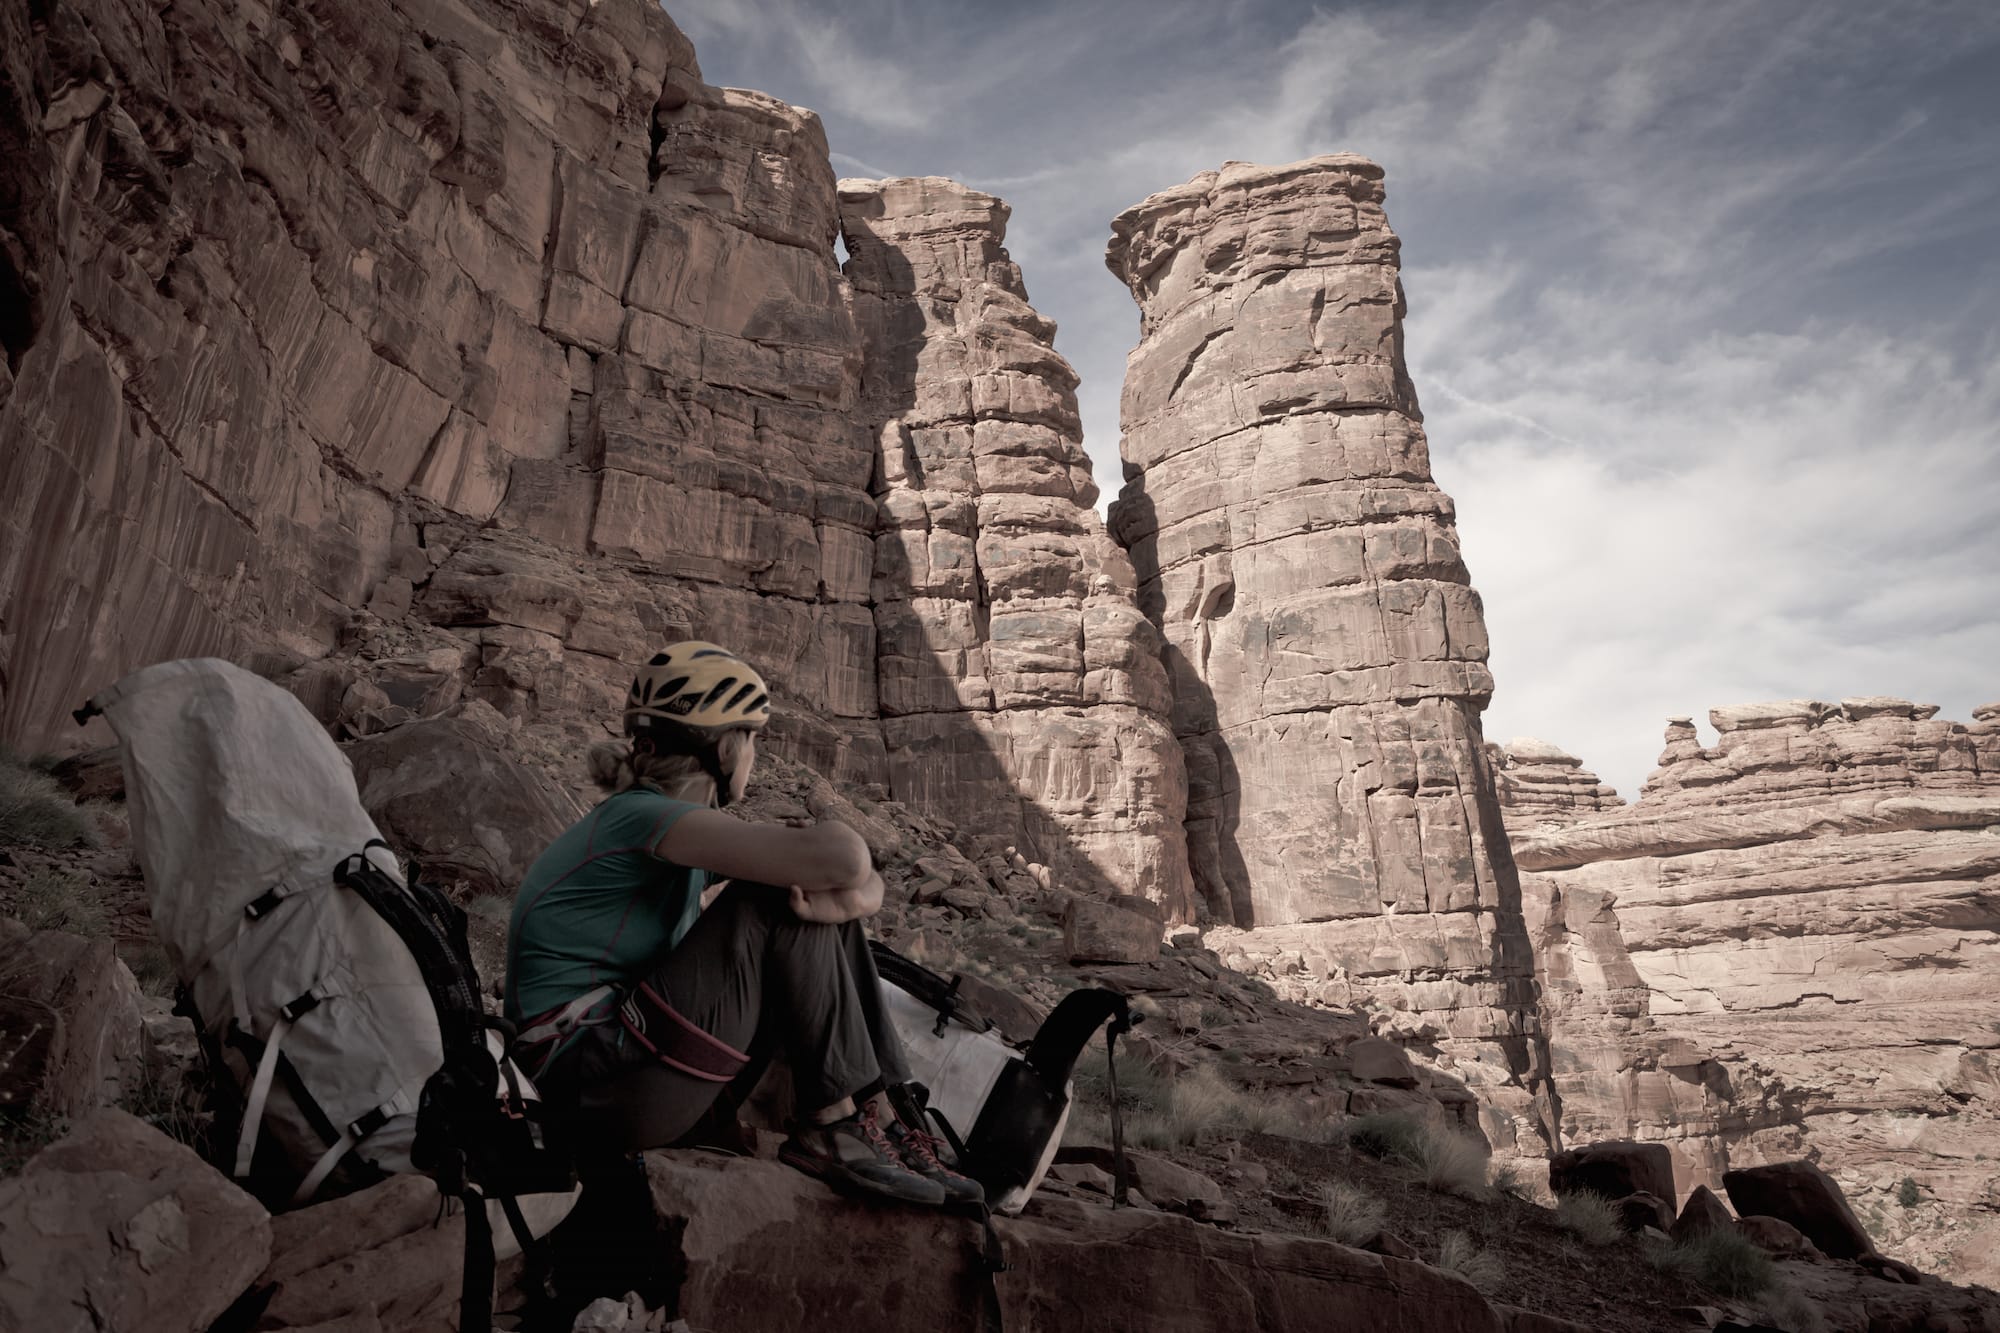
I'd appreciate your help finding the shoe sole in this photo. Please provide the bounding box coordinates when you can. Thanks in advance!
[778,1146,948,1208]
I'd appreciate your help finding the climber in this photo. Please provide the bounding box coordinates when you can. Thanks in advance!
[504,640,981,1210]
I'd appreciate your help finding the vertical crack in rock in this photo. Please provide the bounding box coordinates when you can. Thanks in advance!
[1505,699,2000,1281]
[840,176,1194,913]
[1105,156,1556,1155]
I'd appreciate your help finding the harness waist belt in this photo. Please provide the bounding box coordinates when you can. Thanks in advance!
[617,982,750,1083]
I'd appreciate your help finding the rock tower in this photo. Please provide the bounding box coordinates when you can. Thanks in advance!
[1106,156,1550,1150]
[840,177,1192,907]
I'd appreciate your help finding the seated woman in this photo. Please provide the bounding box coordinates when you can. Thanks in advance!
[504,640,978,1209]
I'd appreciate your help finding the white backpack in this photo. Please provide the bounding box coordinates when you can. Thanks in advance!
[871,943,1133,1215]
[83,659,574,1317]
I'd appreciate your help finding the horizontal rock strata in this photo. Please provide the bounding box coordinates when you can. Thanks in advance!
[1106,157,1549,1152]
[0,0,1186,899]
[1491,739,1625,836]
[841,176,1191,908]
[1514,699,2000,1283]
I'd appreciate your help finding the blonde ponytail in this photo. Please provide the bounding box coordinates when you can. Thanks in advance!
[584,737,723,804]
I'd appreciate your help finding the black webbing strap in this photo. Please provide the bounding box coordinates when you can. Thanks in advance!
[459,1187,495,1333]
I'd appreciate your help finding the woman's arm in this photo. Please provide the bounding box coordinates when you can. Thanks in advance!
[654,808,873,894]
[786,868,884,924]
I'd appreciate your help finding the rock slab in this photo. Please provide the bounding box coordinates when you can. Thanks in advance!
[0,1110,271,1333]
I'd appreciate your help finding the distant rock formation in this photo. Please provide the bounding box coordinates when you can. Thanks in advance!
[1514,699,2000,1283]
[1105,157,1551,1154]
[1491,740,1625,834]
[839,178,1192,908]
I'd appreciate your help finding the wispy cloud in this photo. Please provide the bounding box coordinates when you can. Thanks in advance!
[667,0,2000,797]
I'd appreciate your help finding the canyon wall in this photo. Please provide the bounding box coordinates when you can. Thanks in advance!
[0,0,1183,901]
[839,178,1192,908]
[1105,157,1552,1153]
[1509,700,2000,1283]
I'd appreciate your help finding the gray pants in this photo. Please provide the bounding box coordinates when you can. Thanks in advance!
[540,882,910,1153]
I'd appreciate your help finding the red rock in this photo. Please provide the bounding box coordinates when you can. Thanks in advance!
[0,920,143,1115]
[0,1110,271,1333]
[1671,1184,1736,1242]
[1345,1035,1420,1088]
[1724,1161,1874,1260]
[1063,895,1160,964]
[1735,1214,1824,1260]
[346,717,583,899]
[1549,1141,1676,1204]
[1614,1191,1676,1235]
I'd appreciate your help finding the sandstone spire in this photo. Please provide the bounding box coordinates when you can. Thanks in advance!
[841,178,1193,910]
[1105,156,1550,1150]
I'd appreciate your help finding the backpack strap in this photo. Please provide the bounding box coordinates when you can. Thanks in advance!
[233,1014,296,1178]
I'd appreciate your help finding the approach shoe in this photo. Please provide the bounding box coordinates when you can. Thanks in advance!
[885,1119,985,1208]
[778,1104,947,1208]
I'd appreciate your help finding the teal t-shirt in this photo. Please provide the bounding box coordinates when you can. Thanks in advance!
[504,788,709,1025]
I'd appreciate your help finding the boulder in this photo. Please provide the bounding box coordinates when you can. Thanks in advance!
[0,1110,271,1333]
[1063,896,1160,965]
[1053,1146,1229,1221]
[256,1172,466,1331]
[998,1192,1516,1332]
[1614,1191,1676,1235]
[1345,1035,1420,1088]
[0,919,143,1114]
[1723,1160,1874,1260]
[647,1149,1532,1331]
[1734,1214,1824,1260]
[1670,1184,1736,1242]
[1548,1140,1675,1204]
[347,717,583,899]
[647,1150,993,1330]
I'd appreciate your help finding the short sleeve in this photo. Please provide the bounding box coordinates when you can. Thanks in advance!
[606,789,707,861]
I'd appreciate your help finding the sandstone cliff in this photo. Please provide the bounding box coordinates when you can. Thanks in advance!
[1105,158,1551,1155]
[1511,699,2000,1283]
[0,0,1187,904]
[839,177,1193,908]
[1491,740,1626,835]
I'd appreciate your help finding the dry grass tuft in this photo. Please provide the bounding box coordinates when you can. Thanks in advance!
[1436,1230,1506,1293]
[13,867,108,938]
[1317,1180,1388,1245]
[1555,1191,1625,1247]
[0,757,98,852]
[1338,1112,1490,1198]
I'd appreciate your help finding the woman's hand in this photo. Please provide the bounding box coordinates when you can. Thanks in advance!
[787,868,885,924]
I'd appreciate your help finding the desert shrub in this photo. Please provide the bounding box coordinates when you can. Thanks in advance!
[1555,1191,1624,1247]
[120,1063,210,1157]
[1317,1180,1388,1245]
[1644,1228,1777,1299]
[0,1108,67,1178]
[124,942,178,998]
[1436,1230,1506,1293]
[1678,1227,1776,1298]
[13,867,108,938]
[1341,1111,1429,1164]
[1897,1175,1921,1209]
[1339,1112,1489,1197]
[0,758,97,851]
[1489,1159,1537,1202]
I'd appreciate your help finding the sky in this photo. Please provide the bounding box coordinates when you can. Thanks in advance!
[666,0,2000,798]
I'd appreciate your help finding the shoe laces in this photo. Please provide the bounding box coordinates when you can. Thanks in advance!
[856,1102,899,1158]
[892,1121,951,1173]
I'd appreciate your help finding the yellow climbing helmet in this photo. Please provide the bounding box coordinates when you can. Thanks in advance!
[623,641,771,737]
